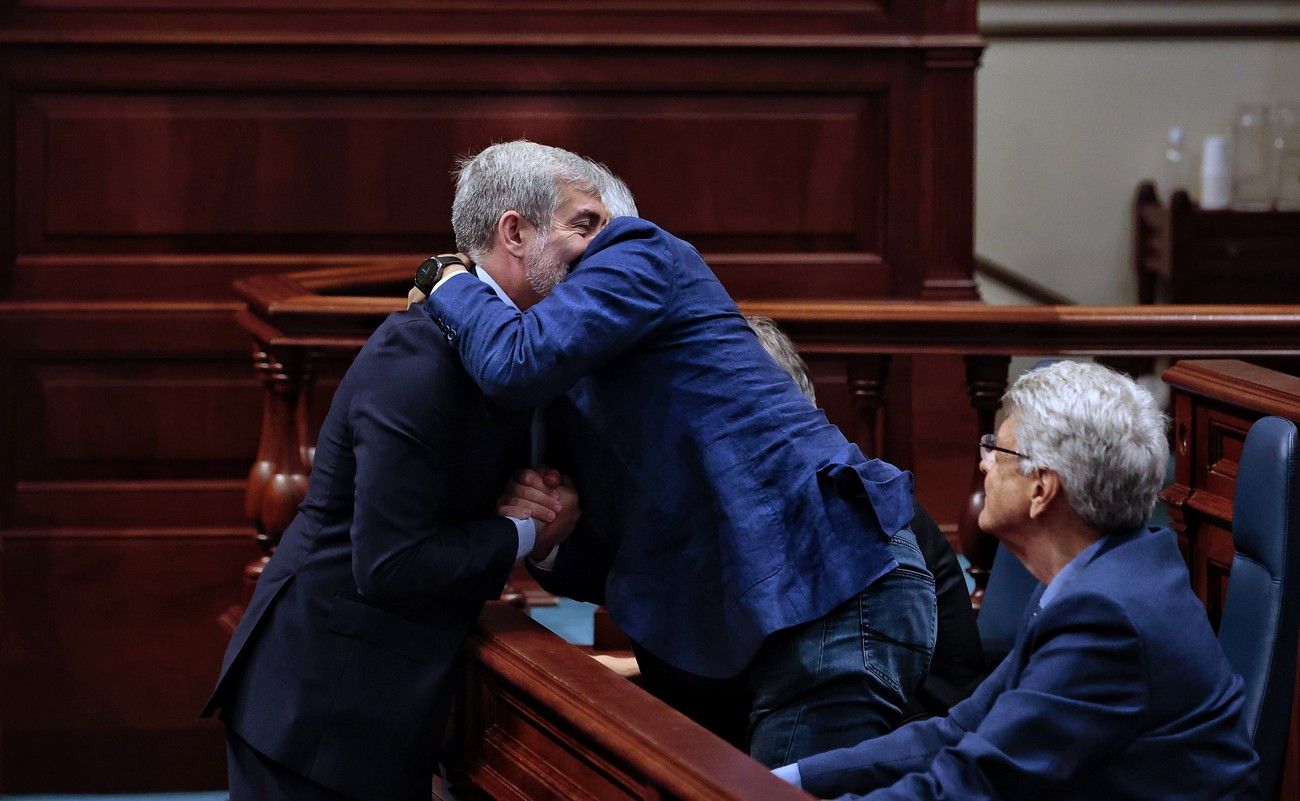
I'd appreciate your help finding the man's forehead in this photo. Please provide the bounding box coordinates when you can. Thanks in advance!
[556,180,605,208]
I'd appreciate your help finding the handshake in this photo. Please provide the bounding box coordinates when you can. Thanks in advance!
[497,465,581,562]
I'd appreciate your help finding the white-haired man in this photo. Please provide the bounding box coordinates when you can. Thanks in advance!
[774,360,1258,800]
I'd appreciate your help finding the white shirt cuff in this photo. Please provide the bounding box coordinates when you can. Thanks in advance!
[509,516,538,562]
[432,266,471,293]
[771,763,802,788]
[531,544,560,570]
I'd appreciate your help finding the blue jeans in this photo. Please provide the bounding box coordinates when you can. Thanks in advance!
[746,527,938,767]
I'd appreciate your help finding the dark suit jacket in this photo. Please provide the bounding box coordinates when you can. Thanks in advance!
[426,217,915,678]
[203,306,530,800]
[796,527,1259,801]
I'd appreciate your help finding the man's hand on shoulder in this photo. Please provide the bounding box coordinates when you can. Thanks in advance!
[406,252,470,308]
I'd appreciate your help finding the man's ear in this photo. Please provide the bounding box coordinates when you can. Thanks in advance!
[1028,468,1060,520]
[497,211,531,259]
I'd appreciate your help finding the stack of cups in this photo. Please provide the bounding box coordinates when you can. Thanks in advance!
[1201,135,1231,210]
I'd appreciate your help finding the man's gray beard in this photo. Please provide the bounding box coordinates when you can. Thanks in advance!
[523,234,570,297]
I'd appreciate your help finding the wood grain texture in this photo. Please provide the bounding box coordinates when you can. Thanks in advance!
[456,603,811,801]
[0,0,981,791]
[1,529,259,792]
[1161,359,1300,800]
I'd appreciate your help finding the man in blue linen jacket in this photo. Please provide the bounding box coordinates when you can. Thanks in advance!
[201,143,594,800]
[421,142,937,767]
[773,360,1258,800]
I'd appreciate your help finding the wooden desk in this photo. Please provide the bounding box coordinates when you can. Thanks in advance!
[1135,182,1300,305]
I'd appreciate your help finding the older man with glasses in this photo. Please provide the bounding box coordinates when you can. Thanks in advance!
[774,359,1258,801]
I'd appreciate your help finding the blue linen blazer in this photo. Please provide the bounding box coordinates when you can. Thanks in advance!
[202,306,529,800]
[426,217,914,678]
[796,527,1260,801]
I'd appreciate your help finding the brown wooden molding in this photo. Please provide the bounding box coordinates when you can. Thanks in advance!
[459,602,810,801]
[230,267,1300,357]
[1163,359,1300,421]
[0,30,989,47]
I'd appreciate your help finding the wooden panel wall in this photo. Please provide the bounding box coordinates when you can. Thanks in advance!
[0,1,979,792]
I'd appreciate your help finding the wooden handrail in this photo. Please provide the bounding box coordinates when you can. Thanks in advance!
[233,263,1300,356]
[232,261,1300,603]
[457,603,811,800]
[974,254,1076,306]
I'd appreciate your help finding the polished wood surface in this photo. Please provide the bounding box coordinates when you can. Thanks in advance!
[231,259,1300,595]
[1161,359,1300,800]
[454,603,810,801]
[0,0,981,791]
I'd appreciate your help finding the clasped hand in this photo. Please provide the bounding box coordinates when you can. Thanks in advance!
[497,465,581,560]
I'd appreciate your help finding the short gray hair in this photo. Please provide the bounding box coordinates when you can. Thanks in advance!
[451,140,602,261]
[746,316,815,404]
[594,166,639,218]
[1004,360,1168,535]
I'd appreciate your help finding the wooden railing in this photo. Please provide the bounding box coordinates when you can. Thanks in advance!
[451,602,811,801]
[232,260,1300,799]
[233,259,1300,602]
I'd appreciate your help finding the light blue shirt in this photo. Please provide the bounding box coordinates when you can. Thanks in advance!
[772,762,802,787]
[469,265,539,562]
[1038,537,1106,609]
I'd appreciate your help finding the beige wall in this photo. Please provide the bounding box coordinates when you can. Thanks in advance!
[975,1,1300,305]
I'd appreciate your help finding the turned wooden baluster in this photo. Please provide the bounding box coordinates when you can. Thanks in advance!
[959,354,1010,608]
[243,344,314,582]
[846,355,891,458]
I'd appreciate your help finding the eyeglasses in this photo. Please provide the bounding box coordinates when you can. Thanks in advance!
[979,433,1029,462]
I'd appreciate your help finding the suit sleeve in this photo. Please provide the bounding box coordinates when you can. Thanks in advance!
[426,221,674,410]
[348,354,518,604]
[799,593,1149,801]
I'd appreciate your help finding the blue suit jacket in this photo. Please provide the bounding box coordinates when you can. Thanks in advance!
[203,306,529,800]
[796,527,1259,801]
[427,217,914,678]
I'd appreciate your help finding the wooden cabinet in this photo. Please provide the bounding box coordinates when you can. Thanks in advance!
[1162,359,1300,799]
[1135,181,1300,305]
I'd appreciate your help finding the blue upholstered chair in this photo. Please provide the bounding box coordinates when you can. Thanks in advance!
[1220,415,1300,800]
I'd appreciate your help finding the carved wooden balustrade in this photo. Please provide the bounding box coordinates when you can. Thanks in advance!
[234,260,1300,604]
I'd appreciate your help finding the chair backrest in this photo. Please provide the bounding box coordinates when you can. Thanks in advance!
[976,543,1039,669]
[1220,415,1300,800]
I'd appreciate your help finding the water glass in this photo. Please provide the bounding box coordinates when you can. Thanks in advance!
[1275,104,1300,211]
[1232,103,1275,210]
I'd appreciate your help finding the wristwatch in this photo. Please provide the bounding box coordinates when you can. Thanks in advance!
[413,254,470,295]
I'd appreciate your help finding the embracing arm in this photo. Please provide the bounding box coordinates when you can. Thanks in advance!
[426,220,675,410]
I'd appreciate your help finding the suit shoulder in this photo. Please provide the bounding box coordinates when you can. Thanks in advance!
[349,311,469,399]
[586,216,671,256]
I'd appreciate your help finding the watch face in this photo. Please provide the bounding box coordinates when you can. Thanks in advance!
[414,254,467,293]
[414,256,444,293]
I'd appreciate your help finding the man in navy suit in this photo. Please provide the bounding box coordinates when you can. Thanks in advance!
[772,360,1258,800]
[418,143,938,767]
[202,142,604,800]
